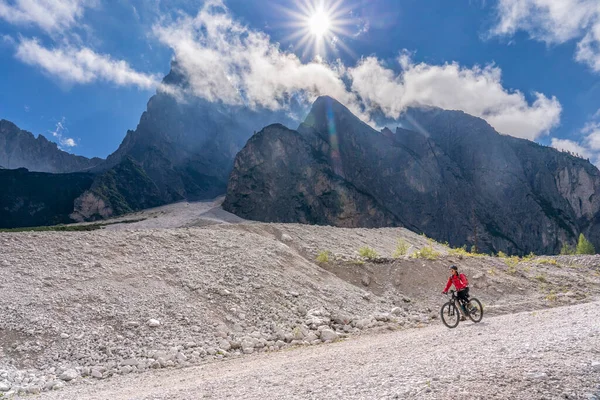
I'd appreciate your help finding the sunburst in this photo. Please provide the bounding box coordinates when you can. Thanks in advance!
[278,0,357,59]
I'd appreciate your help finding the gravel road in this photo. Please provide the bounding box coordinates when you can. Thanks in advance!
[42,300,600,400]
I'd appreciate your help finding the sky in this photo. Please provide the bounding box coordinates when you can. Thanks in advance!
[0,0,599,163]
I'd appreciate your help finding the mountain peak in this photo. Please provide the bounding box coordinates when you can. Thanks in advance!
[0,119,103,173]
[300,96,369,137]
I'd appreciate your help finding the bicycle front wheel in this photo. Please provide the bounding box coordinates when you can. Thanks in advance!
[466,298,483,323]
[440,301,460,328]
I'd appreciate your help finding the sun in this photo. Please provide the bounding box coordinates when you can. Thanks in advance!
[309,10,331,38]
[278,0,357,58]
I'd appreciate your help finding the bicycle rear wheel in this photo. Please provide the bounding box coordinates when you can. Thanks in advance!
[440,301,460,328]
[466,298,483,323]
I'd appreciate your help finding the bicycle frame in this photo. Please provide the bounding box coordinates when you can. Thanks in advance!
[447,290,468,313]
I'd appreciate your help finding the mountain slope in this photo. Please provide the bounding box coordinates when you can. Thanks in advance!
[0,167,94,228]
[223,124,400,227]
[73,66,299,217]
[0,119,103,173]
[224,96,600,255]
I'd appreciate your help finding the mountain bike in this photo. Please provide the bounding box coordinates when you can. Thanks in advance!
[440,289,483,328]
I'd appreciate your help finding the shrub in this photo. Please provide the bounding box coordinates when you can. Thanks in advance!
[411,246,440,260]
[535,274,548,283]
[576,233,595,255]
[449,245,470,257]
[496,251,508,259]
[359,246,379,260]
[505,256,521,268]
[316,251,330,263]
[560,243,576,255]
[507,264,517,275]
[393,239,410,258]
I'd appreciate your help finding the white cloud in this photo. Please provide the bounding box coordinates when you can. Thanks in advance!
[50,118,76,149]
[0,0,95,34]
[491,0,600,72]
[551,111,600,165]
[551,138,593,158]
[1,34,15,46]
[152,0,359,115]
[152,2,561,140]
[15,38,161,89]
[348,54,562,140]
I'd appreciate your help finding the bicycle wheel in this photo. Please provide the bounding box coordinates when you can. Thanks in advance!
[440,301,460,328]
[466,298,483,323]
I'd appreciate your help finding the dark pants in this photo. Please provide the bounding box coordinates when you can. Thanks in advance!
[457,287,470,302]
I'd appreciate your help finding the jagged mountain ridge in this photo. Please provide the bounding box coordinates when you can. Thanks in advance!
[72,66,300,219]
[223,96,600,255]
[0,119,103,173]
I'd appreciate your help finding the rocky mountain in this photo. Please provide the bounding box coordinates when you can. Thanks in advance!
[72,66,298,219]
[224,96,600,255]
[223,124,400,227]
[0,119,103,173]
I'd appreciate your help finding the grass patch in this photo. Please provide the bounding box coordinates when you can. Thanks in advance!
[316,250,331,264]
[545,292,557,302]
[411,245,441,260]
[504,256,521,268]
[358,246,379,260]
[393,239,410,258]
[535,274,548,283]
[537,258,558,266]
[448,245,483,258]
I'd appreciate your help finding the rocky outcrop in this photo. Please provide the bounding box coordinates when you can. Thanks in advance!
[0,120,103,173]
[224,96,600,255]
[223,124,399,227]
[71,157,164,221]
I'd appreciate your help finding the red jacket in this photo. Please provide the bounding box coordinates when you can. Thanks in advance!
[444,273,469,292]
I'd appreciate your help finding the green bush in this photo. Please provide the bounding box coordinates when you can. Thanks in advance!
[316,251,331,263]
[576,233,595,255]
[359,246,379,260]
[505,256,521,267]
[393,239,409,258]
[560,243,576,255]
[411,246,440,260]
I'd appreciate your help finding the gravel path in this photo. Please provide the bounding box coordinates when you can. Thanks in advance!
[42,300,600,400]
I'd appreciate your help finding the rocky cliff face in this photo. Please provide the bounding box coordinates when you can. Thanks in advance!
[224,96,600,255]
[75,66,298,217]
[223,124,400,227]
[0,120,103,173]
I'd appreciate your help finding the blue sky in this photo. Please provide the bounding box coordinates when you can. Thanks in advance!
[0,0,599,162]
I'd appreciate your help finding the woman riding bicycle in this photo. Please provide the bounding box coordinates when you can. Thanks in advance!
[442,265,470,320]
